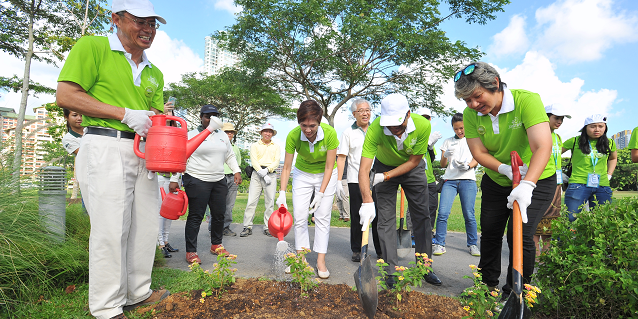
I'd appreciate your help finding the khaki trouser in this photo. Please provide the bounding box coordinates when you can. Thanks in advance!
[76,132,159,319]
[242,172,277,228]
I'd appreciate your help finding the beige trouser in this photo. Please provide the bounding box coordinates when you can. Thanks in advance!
[76,132,159,319]
[242,172,277,228]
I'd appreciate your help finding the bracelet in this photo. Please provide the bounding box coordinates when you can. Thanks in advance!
[383,171,390,181]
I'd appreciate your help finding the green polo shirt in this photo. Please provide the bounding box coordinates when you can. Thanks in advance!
[426,148,436,183]
[628,127,638,150]
[285,123,339,174]
[224,144,241,174]
[361,114,430,167]
[57,36,164,132]
[464,89,554,187]
[563,137,616,187]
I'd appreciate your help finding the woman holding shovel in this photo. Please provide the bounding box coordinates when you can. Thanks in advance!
[277,100,339,279]
[455,62,556,300]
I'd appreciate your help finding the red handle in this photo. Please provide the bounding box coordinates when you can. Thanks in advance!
[179,189,188,217]
[160,187,166,200]
[133,134,145,159]
[161,114,187,131]
[510,151,523,188]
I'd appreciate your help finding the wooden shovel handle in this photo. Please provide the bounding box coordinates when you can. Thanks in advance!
[400,188,405,219]
[510,151,523,275]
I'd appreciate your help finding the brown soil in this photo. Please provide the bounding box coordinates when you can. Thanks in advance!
[136,278,466,318]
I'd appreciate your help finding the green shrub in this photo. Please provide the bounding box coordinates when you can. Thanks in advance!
[535,197,638,318]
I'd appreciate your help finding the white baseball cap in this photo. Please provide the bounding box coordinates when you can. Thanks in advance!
[416,108,432,117]
[112,0,166,24]
[260,122,277,136]
[544,104,571,118]
[580,114,607,131]
[380,94,410,126]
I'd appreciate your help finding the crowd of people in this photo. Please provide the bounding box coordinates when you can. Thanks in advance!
[54,1,636,318]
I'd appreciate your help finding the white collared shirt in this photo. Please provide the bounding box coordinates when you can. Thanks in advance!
[300,126,325,153]
[477,86,514,134]
[338,122,367,183]
[383,117,416,150]
[107,33,152,87]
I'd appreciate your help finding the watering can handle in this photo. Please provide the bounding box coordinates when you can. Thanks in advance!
[179,189,189,217]
[163,115,187,131]
[510,151,523,188]
[133,134,145,159]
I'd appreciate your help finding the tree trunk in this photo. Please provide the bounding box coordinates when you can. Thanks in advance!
[12,0,37,189]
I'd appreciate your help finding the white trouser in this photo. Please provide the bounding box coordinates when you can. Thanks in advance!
[291,167,338,253]
[76,133,158,319]
[242,172,277,228]
[157,175,172,246]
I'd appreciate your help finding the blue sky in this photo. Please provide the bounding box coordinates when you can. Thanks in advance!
[1,0,637,154]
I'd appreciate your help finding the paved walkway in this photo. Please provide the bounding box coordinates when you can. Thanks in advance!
[162,220,509,297]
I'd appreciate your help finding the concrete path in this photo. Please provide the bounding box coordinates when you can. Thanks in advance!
[162,220,509,297]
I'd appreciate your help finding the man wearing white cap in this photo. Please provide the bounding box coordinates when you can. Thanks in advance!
[358,93,442,288]
[55,0,176,317]
[240,123,281,237]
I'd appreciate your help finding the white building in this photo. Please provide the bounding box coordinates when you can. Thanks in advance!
[204,36,239,76]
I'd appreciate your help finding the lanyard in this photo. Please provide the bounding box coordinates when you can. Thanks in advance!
[551,134,559,167]
[589,141,599,173]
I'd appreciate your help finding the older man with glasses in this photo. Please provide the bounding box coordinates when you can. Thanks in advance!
[55,0,174,317]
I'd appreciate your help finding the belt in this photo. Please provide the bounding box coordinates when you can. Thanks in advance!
[225,173,235,176]
[86,127,136,139]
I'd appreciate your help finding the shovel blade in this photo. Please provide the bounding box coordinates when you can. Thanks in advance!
[396,219,412,258]
[497,269,531,319]
[354,255,378,319]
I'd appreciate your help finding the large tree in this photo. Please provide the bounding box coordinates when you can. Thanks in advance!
[0,0,109,186]
[219,0,509,126]
[164,69,295,139]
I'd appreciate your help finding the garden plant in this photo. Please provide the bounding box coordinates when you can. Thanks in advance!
[376,252,434,306]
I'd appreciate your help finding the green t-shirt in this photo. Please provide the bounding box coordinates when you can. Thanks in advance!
[57,36,165,132]
[550,132,563,172]
[361,114,431,167]
[426,148,436,183]
[464,89,554,187]
[224,144,241,174]
[285,122,339,174]
[563,137,616,187]
[628,127,638,150]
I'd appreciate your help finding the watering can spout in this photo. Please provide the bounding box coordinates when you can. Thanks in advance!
[268,204,293,242]
[160,187,166,200]
[185,117,223,158]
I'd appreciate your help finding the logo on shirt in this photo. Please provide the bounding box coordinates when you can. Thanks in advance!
[477,125,486,135]
[409,138,417,147]
[405,148,413,155]
[144,87,154,97]
[509,117,523,130]
[319,145,327,152]
[147,76,159,88]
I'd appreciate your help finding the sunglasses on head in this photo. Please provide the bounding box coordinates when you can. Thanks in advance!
[454,63,476,82]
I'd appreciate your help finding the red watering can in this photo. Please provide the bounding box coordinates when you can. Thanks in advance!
[159,187,188,220]
[268,205,293,251]
[133,114,220,173]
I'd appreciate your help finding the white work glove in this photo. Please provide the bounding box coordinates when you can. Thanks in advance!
[498,164,513,180]
[372,173,385,187]
[608,174,612,181]
[263,175,272,185]
[205,116,223,133]
[121,108,154,137]
[428,131,442,147]
[454,159,470,171]
[506,180,536,223]
[444,148,455,159]
[336,181,347,201]
[308,192,324,215]
[276,191,288,209]
[359,202,376,231]
[257,168,269,178]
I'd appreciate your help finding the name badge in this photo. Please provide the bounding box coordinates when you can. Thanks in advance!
[556,169,562,184]
[587,173,600,188]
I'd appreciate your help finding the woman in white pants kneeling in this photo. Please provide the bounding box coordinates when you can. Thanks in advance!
[278,100,339,279]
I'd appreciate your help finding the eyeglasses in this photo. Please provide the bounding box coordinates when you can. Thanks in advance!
[356,109,371,114]
[454,63,476,82]
[119,13,159,30]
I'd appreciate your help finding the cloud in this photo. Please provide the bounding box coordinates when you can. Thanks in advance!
[488,14,529,58]
[534,0,638,62]
[213,0,243,14]
[146,31,204,86]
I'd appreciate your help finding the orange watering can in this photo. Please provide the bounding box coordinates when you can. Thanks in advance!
[133,114,220,173]
[159,187,188,220]
[268,205,293,251]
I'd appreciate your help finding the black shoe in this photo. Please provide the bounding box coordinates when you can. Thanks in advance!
[263,228,272,237]
[223,227,237,237]
[240,227,252,237]
[164,243,179,252]
[161,247,172,258]
[385,275,397,289]
[351,252,361,262]
[500,289,511,301]
[424,271,442,286]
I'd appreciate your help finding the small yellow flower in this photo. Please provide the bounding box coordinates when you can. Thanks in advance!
[469,264,477,270]
[486,310,493,317]
[473,272,480,278]
[201,291,207,297]
[490,291,499,297]
[463,306,470,312]
[415,252,421,257]
[377,259,385,264]
[398,276,404,281]
[213,263,219,268]
[395,266,400,270]
[199,298,205,303]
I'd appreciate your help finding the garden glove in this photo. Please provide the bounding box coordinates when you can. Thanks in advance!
[428,131,442,148]
[506,180,536,223]
[608,174,612,181]
[443,148,455,159]
[359,202,376,231]
[276,191,288,209]
[257,168,269,178]
[454,159,470,171]
[263,175,272,186]
[205,116,223,133]
[308,192,324,215]
[498,164,513,180]
[336,181,347,201]
[371,173,385,187]
[121,108,154,137]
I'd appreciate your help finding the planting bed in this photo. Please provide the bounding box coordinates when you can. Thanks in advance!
[136,278,466,318]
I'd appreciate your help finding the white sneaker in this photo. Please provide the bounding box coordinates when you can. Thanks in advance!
[433,244,446,256]
[469,245,481,256]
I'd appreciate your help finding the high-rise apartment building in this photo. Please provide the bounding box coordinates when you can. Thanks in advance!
[204,36,239,75]
[612,130,632,150]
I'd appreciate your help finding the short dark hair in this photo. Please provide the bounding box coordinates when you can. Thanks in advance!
[451,112,463,126]
[297,100,323,124]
